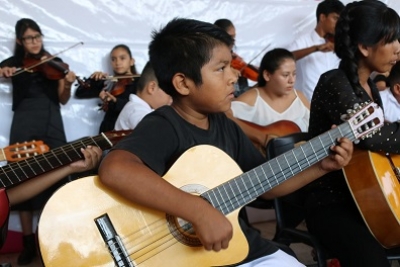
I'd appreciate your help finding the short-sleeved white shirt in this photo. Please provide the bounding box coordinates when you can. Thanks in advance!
[380,88,400,122]
[114,94,153,130]
[288,30,340,101]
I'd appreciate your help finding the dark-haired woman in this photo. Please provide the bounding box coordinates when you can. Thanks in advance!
[304,1,400,266]
[75,44,138,133]
[226,48,309,152]
[1,18,76,265]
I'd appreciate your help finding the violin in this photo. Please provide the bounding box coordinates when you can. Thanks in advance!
[12,42,83,79]
[99,77,132,111]
[20,52,69,80]
[231,55,259,82]
[230,43,271,82]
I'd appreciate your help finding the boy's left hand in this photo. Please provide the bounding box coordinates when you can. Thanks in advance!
[319,137,353,172]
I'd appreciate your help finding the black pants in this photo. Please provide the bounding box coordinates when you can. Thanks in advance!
[306,202,390,267]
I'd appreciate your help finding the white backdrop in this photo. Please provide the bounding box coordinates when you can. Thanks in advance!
[0,0,399,147]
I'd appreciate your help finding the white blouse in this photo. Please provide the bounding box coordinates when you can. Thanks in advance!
[231,88,309,132]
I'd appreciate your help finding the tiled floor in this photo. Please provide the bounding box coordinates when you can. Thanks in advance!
[1,220,400,267]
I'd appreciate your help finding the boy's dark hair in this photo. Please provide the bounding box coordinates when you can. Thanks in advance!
[257,48,295,87]
[335,1,400,96]
[149,18,234,97]
[214,19,234,32]
[316,0,345,22]
[388,62,400,91]
[136,61,157,93]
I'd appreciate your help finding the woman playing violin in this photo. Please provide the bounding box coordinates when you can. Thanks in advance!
[0,18,76,265]
[75,44,138,133]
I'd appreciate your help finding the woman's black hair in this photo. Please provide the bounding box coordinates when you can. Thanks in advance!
[14,18,45,62]
[257,48,295,87]
[335,1,400,96]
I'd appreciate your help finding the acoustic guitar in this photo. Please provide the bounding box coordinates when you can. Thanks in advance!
[0,140,49,162]
[38,102,383,267]
[236,119,301,156]
[0,130,131,248]
[343,150,400,248]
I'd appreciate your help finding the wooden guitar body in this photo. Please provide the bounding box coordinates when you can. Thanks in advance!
[39,146,248,267]
[343,150,400,248]
[37,102,384,266]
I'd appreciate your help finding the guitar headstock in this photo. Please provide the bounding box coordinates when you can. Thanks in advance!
[1,140,50,162]
[342,102,384,142]
[102,130,133,146]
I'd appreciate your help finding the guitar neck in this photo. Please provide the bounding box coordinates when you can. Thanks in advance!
[202,121,355,214]
[0,134,112,189]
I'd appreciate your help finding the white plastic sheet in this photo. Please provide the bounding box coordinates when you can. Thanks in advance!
[0,0,399,146]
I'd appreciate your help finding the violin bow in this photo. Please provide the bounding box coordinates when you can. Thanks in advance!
[105,74,141,81]
[13,42,84,76]
[240,43,271,72]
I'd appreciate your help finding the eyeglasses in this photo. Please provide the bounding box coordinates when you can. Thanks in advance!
[22,34,42,44]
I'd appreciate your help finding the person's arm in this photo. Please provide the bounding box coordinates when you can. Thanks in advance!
[98,150,233,252]
[291,42,334,61]
[58,70,76,105]
[7,145,102,206]
[75,72,106,99]
[261,135,353,199]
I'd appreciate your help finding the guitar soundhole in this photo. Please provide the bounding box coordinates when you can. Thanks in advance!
[166,214,202,247]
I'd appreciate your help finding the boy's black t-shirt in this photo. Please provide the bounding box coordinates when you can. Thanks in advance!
[113,105,279,263]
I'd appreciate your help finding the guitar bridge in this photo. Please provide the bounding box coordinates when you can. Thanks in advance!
[95,214,135,267]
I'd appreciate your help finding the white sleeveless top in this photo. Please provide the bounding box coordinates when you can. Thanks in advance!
[231,89,310,131]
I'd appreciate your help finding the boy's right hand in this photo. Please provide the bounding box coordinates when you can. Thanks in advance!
[191,200,233,252]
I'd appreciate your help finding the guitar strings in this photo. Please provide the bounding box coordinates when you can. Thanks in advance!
[0,135,109,187]
[212,128,355,216]
[105,127,355,265]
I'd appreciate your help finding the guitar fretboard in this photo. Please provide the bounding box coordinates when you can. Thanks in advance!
[202,122,356,215]
[0,135,112,189]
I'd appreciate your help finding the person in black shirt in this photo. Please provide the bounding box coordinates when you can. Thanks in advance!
[74,44,138,133]
[305,1,400,266]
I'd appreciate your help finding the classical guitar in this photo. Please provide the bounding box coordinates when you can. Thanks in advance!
[236,119,301,155]
[0,140,49,162]
[38,102,383,267]
[343,150,400,248]
[0,130,131,248]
